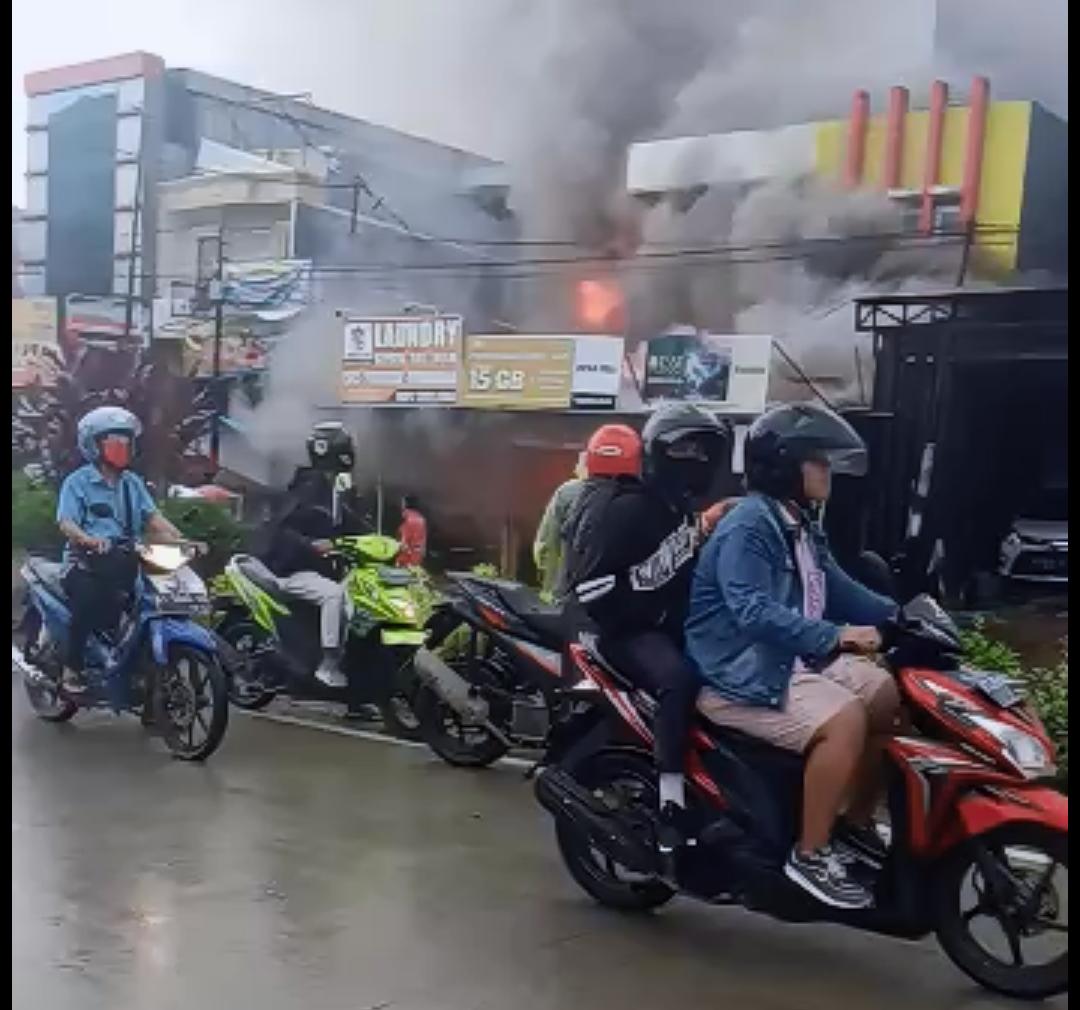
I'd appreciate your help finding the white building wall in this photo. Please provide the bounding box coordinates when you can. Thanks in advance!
[626,123,818,194]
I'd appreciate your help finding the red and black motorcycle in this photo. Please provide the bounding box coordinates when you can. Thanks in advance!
[534,596,1067,1000]
[412,572,584,768]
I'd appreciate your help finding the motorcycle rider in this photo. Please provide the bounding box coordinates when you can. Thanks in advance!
[260,421,362,689]
[56,406,186,693]
[686,402,900,910]
[563,406,730,859]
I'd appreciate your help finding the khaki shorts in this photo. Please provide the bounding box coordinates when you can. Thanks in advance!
[698,656,892,753]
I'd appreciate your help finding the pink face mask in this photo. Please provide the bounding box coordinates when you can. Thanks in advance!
[100,435,132,470]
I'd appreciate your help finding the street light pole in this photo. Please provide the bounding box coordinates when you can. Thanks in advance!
[209,224,225,475]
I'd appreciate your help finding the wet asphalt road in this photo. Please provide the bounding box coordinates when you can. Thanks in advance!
[12,687,1066,1010]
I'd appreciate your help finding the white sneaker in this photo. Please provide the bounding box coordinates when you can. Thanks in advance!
[314,661,347,689]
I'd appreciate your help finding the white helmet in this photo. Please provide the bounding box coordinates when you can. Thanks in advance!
[76,406,142,463]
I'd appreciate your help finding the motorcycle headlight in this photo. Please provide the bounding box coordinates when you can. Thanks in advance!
[393,598,417,621]
[968,713,1055,779]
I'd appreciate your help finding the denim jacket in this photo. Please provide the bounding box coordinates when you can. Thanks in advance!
[685,493,896,708]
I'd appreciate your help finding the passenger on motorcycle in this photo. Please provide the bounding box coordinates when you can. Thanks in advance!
[563,406,730,859]
[259,422,361,689]
[56,406,186,694]
[533,451,587,601]
[686,402,900,910]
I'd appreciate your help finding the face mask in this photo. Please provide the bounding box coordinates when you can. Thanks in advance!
[652,455,714,501]
[100,435,132,470]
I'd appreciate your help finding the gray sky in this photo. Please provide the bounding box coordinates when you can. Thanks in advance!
[11,0,507,204]
[12,0,1068,206]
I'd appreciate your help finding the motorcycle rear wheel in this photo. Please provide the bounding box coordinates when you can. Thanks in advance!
[554,750,675,912]
[23,677,78,723]
[18,610,77,723]
[218,619,276,711]
[414,680,509,768]
[934,823,1068,1000]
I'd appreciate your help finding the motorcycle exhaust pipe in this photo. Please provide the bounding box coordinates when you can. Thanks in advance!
[413,647,512,747]
[534,766,659,875]
[12,644,50,685]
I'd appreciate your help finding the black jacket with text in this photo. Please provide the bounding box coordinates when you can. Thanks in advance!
[562,476,699,643]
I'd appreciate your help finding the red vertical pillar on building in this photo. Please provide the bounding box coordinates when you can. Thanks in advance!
[883,86,909,190]
[960,76,990,226]
[919,80,949,234]
[844,90,870,188]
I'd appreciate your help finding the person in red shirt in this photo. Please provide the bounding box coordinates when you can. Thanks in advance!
[397,494,428,567]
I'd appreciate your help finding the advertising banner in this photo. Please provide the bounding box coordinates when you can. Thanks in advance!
[64,293,144,347]
[460,336,574,409]
[634,329,771,415]
[223,259,312,321]
[12,297,61,387]
[570,335,623,410]
[340,313,462,405]
[170,318,273,377]
[459,334,624,411]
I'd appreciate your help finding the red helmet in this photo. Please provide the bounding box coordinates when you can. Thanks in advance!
[585,424,642,478]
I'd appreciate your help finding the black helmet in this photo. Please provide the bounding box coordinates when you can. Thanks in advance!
[642,402,730,502]
[744,402,867,502]
[307,421,355,474]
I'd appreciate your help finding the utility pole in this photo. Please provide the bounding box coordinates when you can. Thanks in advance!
[209,223,225,475]
[123,108,145,341]
[350,176,361,234]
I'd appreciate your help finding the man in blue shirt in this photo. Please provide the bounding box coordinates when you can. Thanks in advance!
[56,406,184,693]
[686,403,899,910]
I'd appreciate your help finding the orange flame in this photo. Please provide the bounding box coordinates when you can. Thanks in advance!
[576,278,625,332]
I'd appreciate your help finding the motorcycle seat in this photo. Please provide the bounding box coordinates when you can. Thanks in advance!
[24,557,67,602]
[495,583,566,642]
[696,712,806,769]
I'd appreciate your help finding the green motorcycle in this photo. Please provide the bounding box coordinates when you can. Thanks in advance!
[211,534,436,739]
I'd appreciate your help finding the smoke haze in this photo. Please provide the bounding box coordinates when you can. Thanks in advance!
[226,0,1065,462]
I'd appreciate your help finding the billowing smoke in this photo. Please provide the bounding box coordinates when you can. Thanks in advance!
[465,0,1053,402]
[233,0,1064,471]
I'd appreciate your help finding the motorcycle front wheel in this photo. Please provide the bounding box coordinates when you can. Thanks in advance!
[934,823,1068,1000]
[155,646,230,761]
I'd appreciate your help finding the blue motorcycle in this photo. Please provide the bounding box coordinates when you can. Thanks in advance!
[13,541,230,761]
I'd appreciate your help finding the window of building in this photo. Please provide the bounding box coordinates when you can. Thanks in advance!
[196,234,220,285]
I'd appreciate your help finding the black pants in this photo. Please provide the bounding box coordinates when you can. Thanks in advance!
[600,630,700,774]
[63,565,133,670]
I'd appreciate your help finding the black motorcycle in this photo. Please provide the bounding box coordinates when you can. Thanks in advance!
[412,572,589,767]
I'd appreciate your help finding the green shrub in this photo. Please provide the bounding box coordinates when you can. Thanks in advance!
[960,621,1068,790]
[1021,653,1068,792]
[159,498,244,575]
[11,473,64,555]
